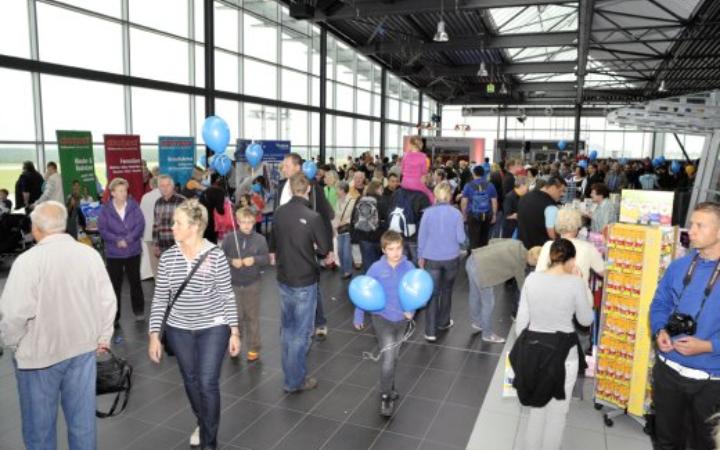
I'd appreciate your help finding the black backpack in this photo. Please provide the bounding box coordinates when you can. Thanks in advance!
[353,196,380,232]
[388,190,418,238]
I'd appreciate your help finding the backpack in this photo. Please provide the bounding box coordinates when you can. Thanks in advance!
[354,196,379,232]
[388,190,417,237]
[468,181,491,217]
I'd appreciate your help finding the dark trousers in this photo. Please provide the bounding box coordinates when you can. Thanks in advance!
[652,358,720,450]
[424,258,460,337]
[467,214,493,249]
[106,254,144,324]
[166,325,230,450]
[315,286,327,328]
[359,240,382,274]
[371,315,407,396]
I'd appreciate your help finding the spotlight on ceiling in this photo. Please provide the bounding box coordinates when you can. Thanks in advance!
[477,62,488,77]
[434,0,449,42]
[434,20,449,42]
[658,80,667,92]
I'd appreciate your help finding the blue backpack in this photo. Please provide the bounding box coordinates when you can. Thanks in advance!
[468,181,491,217]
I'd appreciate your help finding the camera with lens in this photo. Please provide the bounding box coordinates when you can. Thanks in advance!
[665,312,697,337]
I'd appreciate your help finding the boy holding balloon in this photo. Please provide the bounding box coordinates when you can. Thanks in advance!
[351,230,432,417]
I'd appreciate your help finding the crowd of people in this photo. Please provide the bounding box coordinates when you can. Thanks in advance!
[1,139,718,450]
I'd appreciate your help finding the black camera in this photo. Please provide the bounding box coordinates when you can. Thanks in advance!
[665,313,696,337]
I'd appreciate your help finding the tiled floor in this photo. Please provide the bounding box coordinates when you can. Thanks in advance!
[0,261,515,450]
[467,329,655,450]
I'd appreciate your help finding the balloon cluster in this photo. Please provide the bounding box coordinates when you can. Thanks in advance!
[588,150,598,161]
[652,155,666,168]
[201,116,233,176]
[348,269,433,312]
[557,140,567,151]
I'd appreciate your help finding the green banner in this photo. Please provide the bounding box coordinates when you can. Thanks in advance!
[56,130,98,200]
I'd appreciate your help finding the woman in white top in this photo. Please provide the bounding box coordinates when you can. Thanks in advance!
[517,238,594,450]
[333,181,356,279]
[536,207,605,305]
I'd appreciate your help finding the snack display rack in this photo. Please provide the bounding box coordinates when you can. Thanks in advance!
[593,223,676,428]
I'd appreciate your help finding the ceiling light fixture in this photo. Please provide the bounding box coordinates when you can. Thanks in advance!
[434,1,449,42]
[477,62,488,77]
[658,80,667,92]
[499,83,508,95]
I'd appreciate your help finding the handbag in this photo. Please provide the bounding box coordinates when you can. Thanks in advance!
[96,349,133,418]
[159,250,211,356]
[335,199,353,235]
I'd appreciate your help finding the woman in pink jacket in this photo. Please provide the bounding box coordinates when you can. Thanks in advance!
[401,136,434,203]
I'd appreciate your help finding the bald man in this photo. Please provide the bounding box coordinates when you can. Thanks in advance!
[0,201,116,450]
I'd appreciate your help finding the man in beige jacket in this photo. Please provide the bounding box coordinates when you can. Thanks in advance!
[0,200,116,450]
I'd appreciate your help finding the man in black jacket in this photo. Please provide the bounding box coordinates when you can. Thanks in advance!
[273,152,334,339]
[270,173,331,393]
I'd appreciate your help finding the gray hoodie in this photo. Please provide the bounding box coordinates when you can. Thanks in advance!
[220,230,270,286]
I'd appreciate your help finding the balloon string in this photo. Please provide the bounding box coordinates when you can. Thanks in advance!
[228,196,241,258]
[362,320,416,362]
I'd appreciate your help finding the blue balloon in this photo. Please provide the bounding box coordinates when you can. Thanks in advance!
[670,161,681,174]
[652,157,661,168]
[398,269,433,311]
[246,143,264,169]
[557,140,567,151]
[302,160,317,179]
[578,159,588,169]
[202,116,230,154]
[589,150,598,161]
[252,183,263,194]
[213,155,232,176]
[658,155,666,164]
[348,276,386,312]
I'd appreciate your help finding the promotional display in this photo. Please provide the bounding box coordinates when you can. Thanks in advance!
[103,135,144,202]
[235,139,290,205]
[56,130,98,199]
[595,223,676,419]
[158,136,195,187]
[619,189,674,226]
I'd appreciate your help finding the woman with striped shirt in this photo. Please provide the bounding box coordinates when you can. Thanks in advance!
[148,199,240,450]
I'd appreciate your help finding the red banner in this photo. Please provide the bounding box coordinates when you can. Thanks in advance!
[103,134,144,202]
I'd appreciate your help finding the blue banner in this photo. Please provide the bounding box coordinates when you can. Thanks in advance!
[159,136,195,187]
[234,140,291,208]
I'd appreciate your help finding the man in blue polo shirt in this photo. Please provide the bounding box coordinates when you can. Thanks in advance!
[649,202,720,450]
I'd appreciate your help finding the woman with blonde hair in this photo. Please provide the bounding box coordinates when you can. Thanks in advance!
[536,207,605,296]
[417,181,466,341]
[148,198,240,449]
[97,177,146,327]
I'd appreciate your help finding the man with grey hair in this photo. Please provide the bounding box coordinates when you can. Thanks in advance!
[152,174,185,259]
[0,200,116,450]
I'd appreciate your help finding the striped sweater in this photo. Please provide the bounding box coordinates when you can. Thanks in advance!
[149,241,238,332]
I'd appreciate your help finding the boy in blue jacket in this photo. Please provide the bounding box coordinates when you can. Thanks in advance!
[353,230,415,417]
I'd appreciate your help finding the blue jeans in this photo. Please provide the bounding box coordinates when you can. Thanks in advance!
[466,256,495,333]
[424,258,460,336]
[490,210,505,239]
[279,282,318,391]
[337,232,353,275]
[15,351,96,450]
[372,315,407,396]
[166,325,230,450]
[359,240,382,274]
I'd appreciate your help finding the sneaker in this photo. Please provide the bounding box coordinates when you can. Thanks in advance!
[247,351,259,362]
[315,326,328,338]
[424,335,437,342]
[471,323,483,333]
[342,273,352,280]
[438,319,454,331]
[189,426,200,447]
[482,333,506,344]
[380,394,394,417]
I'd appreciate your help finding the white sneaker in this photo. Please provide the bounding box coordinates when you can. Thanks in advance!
[424,335,437,342]
[438,319,454,331]
[471,323,483,333]
[482,333,506,344]
[190,426,200,447]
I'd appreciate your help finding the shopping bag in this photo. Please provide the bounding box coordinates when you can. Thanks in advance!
[502,352,517,398]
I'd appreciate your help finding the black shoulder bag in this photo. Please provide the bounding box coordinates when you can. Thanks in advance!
[160,250,211,356]
[96,349,133,418]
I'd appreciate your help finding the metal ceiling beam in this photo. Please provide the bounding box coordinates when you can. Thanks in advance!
[462,106,610,116]
[319,0,576,21]
[359,32,577,55]
[415,61,577,78]
[576,0,594,104]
